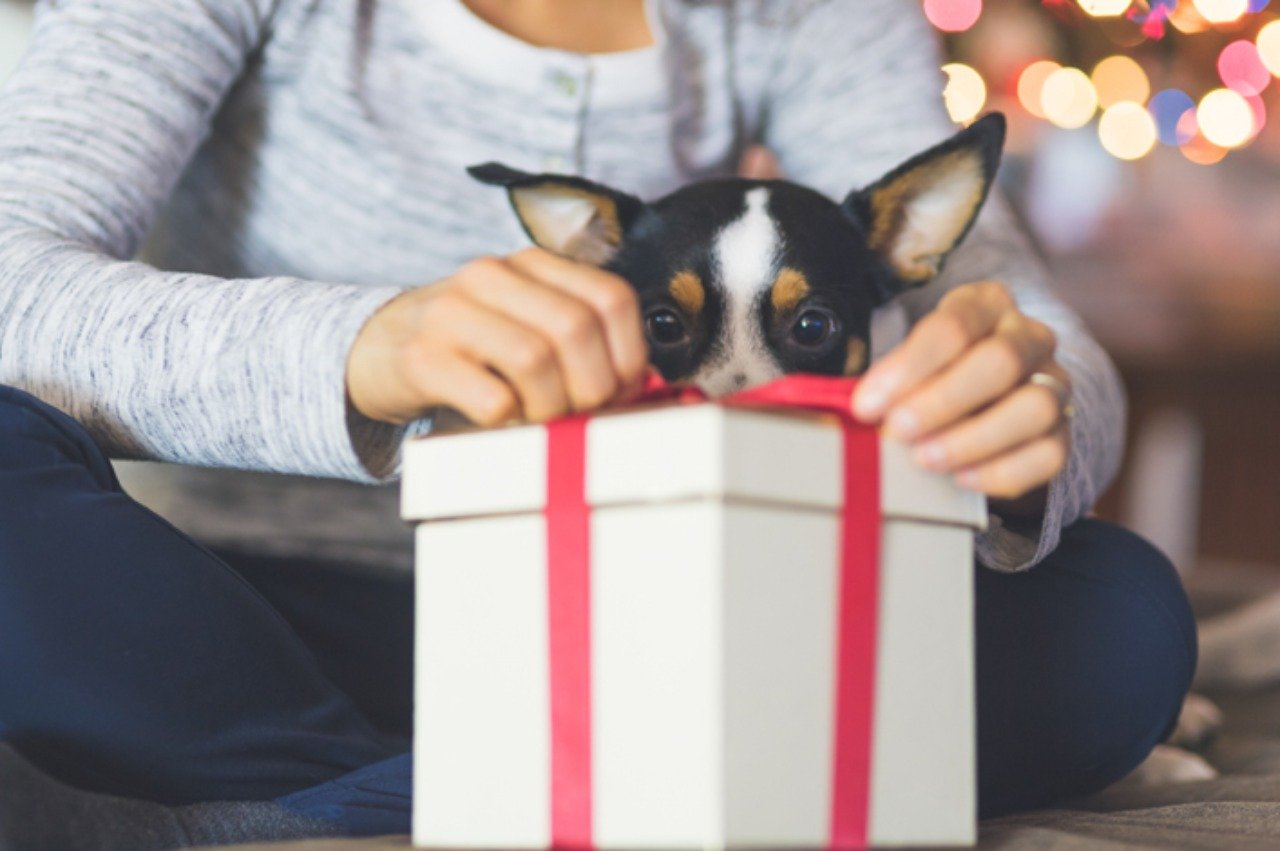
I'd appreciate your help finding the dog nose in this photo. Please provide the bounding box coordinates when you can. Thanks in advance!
[730,373,748,390]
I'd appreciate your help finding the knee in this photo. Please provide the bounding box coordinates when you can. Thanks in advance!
[976,521,1196,816]
[1052,519,1198,688]
[0,384,115,489]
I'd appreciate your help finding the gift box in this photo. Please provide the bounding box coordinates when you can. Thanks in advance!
[401,376,986,849]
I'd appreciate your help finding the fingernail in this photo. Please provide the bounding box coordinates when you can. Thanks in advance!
[956,470,981,490]
[886,408,918,441]
[853,390,886,421]
[914,441,947,471]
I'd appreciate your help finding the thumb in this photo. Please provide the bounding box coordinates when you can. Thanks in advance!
[737,145,783,180]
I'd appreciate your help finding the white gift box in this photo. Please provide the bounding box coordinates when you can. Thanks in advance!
[402,394,986,849]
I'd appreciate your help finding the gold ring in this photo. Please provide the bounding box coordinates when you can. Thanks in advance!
[1029,371,1076,420]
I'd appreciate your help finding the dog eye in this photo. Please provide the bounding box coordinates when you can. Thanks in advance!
[645,308,689,346]
[790,309,838,348]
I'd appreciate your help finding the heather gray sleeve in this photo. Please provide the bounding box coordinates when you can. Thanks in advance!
[759,0,1126,571]
[0,0,408,481]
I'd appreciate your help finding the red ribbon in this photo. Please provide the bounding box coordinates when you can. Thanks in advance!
[544,374,881,849]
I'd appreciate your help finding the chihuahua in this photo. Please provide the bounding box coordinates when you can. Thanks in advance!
[470,113,1006,395]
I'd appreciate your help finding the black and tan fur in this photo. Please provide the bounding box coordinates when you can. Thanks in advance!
[470,113,1006,395]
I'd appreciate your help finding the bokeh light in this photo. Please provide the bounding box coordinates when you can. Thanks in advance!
[1197,87,1255,147]
[941,62,988,124]
[924,0,983,33]
[1192,0,1249,24]
[1258,21,1280,76]
[1041,67,1099,129]
[1218,40,1270,96]
[1180,131,1230,164]
[1018,60,1061,119]
[1169,2,1212,33]
[1243,91,1268,140]
[1149,88,1198,144]
[1091,55,1151,108]
[1077,0,1133,15]
[923,0,1277,164]
[1098,102,1158,159]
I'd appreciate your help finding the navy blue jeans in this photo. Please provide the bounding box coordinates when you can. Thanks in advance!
[0,384,1196,833]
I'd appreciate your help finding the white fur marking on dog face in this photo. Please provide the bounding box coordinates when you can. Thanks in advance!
[716,188,778,299]
[690,187,785,395]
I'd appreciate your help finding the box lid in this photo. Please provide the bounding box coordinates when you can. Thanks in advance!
[401,403,987,529]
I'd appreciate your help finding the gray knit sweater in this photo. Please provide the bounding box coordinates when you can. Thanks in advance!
[0,0,1124,572]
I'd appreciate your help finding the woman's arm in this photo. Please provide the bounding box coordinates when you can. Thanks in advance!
[758,0,1126,571]
[0,0,408,481]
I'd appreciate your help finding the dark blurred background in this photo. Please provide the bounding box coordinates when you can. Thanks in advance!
[2,0,1277,576]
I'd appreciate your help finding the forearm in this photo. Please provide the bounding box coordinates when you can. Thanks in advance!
[0,226,409,480]
[0,0,419,481]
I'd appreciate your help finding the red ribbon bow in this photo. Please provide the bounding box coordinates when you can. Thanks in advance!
[546,374,881,849]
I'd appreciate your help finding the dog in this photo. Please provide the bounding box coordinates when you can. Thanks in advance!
[472,112,1218,788]
[470,113,1006,393]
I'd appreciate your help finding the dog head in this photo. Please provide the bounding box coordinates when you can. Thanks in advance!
[470,113,1005,395]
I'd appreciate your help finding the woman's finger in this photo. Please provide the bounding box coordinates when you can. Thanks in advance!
[406,350,519,428]
[738,145,783,179]
[882,314,1057,441]
[852,282,1009,422]
[460,257,619,411]
[505,248,649,393]
[429,290,571,422]
[953,426,1071,499]
[912,379,1065,473]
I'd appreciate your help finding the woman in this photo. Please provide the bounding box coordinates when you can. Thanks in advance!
[0,0,1194,839]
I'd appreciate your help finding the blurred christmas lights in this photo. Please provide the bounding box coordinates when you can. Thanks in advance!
[1091,55,1151,106]
[1078,0,1134,16]
[1197,87,1255,146]
[1042,66,1100,128]
[924,0,983,32]
[1192,0,1248,24]
[1099,101,1159,157]
[1149,88,1198,144]
[1258,21,1280,75]
[931,0,1280,164]
[942,62,988,122]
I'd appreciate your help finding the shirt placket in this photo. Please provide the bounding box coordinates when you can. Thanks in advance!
[541,63,590,174]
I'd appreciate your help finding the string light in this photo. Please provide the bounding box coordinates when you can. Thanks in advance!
[1181,131,1230,164]
[1091,55,1150,107]
[924,0,983,33]
[1018,60,1062,119]
[1042,67,1099,129]
[942,63,988,124]
[1217,40,1270,96]
[1077,0,1132,15]
[1192,0,1249,24]
[926,0,1280,163]
[1257,21,1280,76]
[1148,89,1198,145]
[1098,101,1158,159]
[1197,87,1255,147]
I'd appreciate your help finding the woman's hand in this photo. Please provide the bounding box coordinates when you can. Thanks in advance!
[851,281,1072,517]
[346,247,649,427]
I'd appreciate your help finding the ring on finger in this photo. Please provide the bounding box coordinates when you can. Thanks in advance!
[1028,371,1075,421]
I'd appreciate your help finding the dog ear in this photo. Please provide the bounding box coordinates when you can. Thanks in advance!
[842,113,1005,289]
[468,163,647,266]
